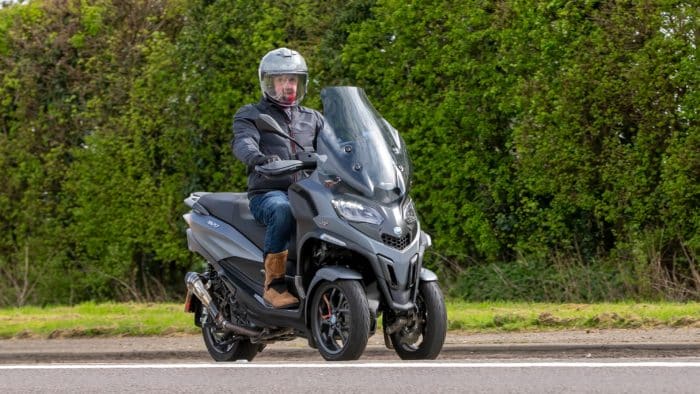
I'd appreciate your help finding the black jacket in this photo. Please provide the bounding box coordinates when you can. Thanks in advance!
[232,98,325,195]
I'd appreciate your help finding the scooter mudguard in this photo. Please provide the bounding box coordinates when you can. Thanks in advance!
[306,266,363,294]
[419,267,439,282]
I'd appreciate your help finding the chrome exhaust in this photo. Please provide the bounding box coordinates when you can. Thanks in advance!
[185,272,261,337]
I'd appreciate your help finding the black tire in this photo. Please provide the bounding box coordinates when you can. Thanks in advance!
[310,280,370,361]
[201,310,260,362]
[390,281,447,360]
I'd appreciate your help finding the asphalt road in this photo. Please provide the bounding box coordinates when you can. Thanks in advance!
[1,329,699,393]
[2,360,700,393]
[1,328,699,392]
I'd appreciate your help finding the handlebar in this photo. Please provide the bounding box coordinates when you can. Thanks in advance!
[254,152,319,177]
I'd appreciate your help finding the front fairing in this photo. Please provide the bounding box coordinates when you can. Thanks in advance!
[309,87,423,308]
[317,86,419,253]
[317,87,412,204]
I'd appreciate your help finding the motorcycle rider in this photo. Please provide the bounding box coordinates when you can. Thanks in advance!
[231,48,325,308]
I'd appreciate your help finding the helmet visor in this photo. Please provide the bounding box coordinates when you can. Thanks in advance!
[261,73,307,106]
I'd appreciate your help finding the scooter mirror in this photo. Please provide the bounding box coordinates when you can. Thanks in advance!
[255,114,306,151]
[255,114,287,135]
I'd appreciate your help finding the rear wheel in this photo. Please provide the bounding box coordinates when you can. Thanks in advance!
[310,280,370,361]
[201,308,260,362]
[390,281,447,360]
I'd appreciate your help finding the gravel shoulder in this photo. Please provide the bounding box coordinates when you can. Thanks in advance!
[1,328,699,363]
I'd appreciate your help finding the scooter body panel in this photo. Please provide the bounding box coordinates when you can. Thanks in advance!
[187,211,263,264]
[289,175,428,310]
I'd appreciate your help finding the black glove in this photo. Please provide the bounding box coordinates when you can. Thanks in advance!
[255,155,280,165]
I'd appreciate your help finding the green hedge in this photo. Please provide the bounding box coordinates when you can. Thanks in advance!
[0,0,697,305]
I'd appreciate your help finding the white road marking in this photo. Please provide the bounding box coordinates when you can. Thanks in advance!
[1,362,700,370]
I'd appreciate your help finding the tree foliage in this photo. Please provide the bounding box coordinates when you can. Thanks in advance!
[0,0,697,305]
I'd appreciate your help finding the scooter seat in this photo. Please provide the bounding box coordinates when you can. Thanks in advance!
[196,192,297,262]
[197,192,266,250]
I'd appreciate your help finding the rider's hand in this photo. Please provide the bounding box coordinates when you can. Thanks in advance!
[255,155,281,165]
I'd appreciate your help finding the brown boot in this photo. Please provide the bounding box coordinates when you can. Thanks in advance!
[263,250,299,308]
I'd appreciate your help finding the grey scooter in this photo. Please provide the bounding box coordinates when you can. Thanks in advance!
[183,86,446,361]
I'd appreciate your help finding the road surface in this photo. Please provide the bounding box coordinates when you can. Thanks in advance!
[1,328,699,392]
[2,359,700,393]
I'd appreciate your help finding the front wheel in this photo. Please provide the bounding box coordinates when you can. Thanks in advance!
[201,309,260,362]
[310,280,370,361]
[390,281,447,360]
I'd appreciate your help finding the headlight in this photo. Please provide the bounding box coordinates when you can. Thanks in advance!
[403,199,417,224]
[332,199,384,225]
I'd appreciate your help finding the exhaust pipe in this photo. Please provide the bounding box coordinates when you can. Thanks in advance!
[185,272,261,337]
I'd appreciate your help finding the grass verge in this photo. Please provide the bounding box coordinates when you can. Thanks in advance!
[447,301,700,331]
[0,300,698,339]
[0,302,199,339]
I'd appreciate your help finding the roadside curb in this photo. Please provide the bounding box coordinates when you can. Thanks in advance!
[3,329,699,363]
[2,343,699,363]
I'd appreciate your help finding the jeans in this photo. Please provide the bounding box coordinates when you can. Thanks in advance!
[249,191,294,254]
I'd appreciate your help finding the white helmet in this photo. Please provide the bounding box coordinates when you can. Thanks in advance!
[258,48,308,107]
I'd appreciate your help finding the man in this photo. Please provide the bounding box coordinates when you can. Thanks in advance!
[232,48,325,308]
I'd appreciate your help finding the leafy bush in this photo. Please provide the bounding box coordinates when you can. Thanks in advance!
[0,0,697,305]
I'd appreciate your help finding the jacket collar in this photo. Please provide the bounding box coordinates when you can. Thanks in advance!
[260,97,298,118]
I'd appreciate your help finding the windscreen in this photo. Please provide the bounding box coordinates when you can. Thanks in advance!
[317,86,412,203]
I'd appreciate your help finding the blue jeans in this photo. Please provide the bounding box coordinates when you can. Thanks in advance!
[249,191,294,254]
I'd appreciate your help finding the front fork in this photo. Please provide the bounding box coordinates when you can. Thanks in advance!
[382,304,422,348]
[380,264,436,349]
